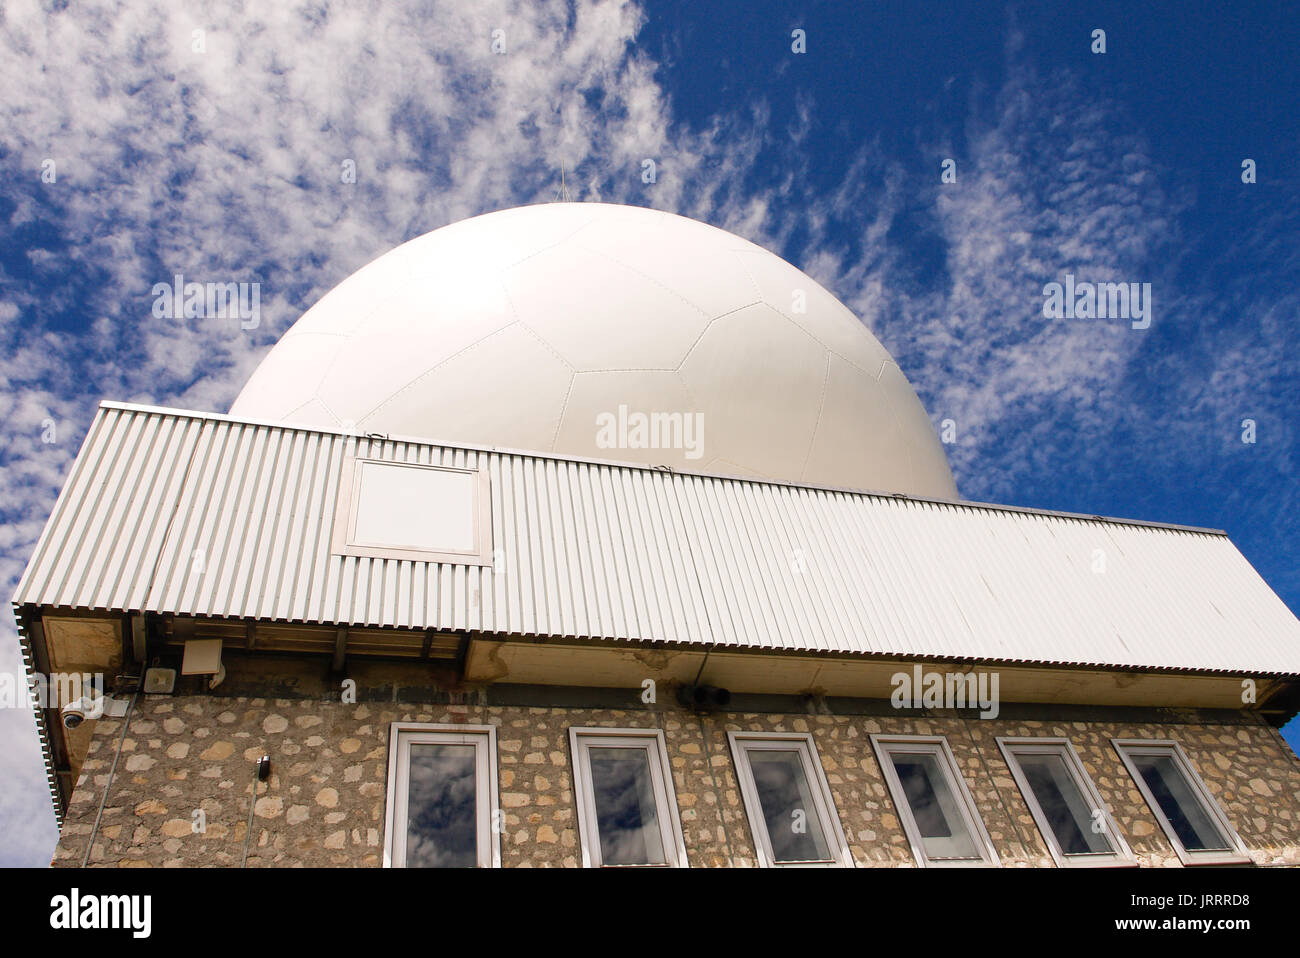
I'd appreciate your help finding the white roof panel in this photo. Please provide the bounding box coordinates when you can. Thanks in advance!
[13,401,1300,676]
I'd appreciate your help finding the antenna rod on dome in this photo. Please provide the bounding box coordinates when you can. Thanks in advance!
[557,162,571,202]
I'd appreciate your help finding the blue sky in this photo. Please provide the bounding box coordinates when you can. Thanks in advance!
[1,0,1297,866]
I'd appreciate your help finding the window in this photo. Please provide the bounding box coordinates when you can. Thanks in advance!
[872,735,999,867]
[1112,739,1250,865]
[728,732,853,867]
[333,457,492,564]
[383,723,500,868]
[569,728,688,867]
[997,738,1133,867]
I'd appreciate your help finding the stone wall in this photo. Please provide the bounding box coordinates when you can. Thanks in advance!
[51,689,1300,868]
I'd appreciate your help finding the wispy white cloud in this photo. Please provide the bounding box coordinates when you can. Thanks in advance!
[842,69,1182,500]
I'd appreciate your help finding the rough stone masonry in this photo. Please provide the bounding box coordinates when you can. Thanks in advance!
[50,689,1300,868]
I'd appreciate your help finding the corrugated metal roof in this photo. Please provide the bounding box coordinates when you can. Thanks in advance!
[14,401,1300,675]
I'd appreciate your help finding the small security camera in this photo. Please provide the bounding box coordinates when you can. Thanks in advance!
[60,696,102,730]
[61,698,87,730]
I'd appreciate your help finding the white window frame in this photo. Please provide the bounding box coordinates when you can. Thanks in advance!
[727,731,853,868]
[871,734,999,868]
[383,722,501,868]
[1112,739,1251,866]
[997,737,1134,868]
[569,728,688,868]
[332,456,493,565]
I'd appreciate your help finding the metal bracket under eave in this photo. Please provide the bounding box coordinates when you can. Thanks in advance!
[172,615,196,644]
[130,612,147,665]
[332,627,348,673]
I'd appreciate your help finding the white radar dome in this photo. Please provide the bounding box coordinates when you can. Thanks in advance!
[230,202,957,499]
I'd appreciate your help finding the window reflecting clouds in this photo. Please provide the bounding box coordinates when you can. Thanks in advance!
[1016,752,1113,856]
[747,750,831,863]
[891,753,981,861]
[1131,754,1230,852]
[404,743,478,868]
[588,747,667,865]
